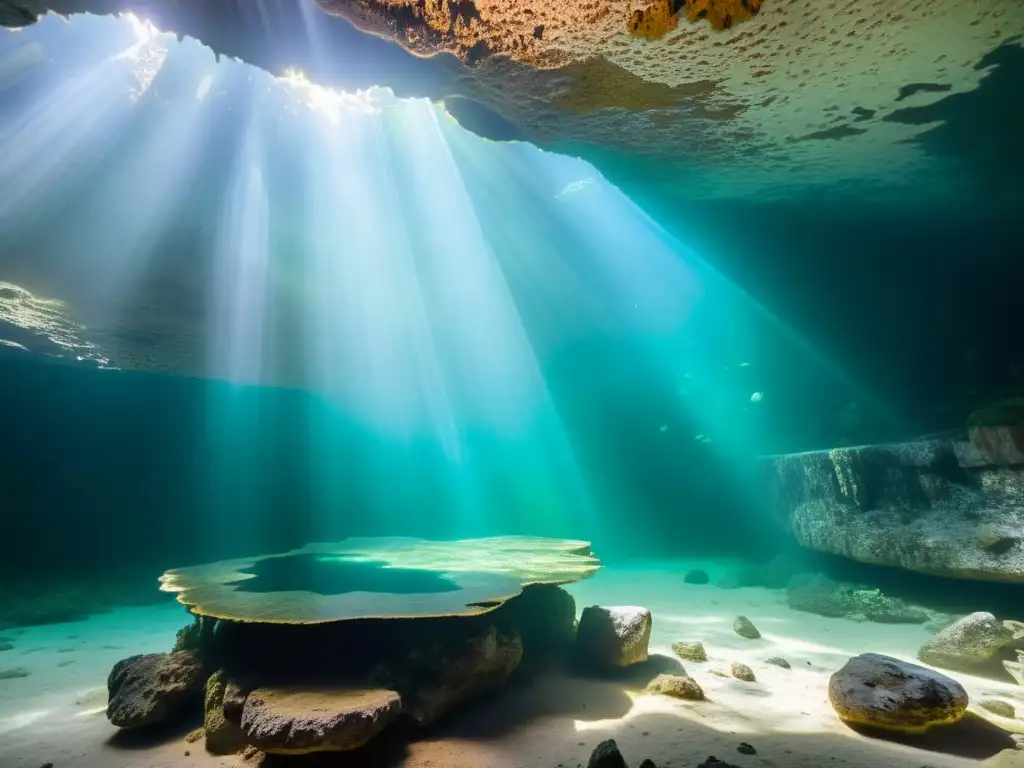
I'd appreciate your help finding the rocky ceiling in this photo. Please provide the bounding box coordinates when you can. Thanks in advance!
[2,0,1022,211]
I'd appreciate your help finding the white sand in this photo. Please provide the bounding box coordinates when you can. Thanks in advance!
[2,560,1024,768]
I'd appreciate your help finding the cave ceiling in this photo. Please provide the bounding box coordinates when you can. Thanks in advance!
[2,0,1021,212]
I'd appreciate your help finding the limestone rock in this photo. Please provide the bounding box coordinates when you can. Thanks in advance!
[766,656,791,669]
[576,606,652,669]
[204,671,248,755]
[588,738,627,768]
[671,641,707,662]
[646,673,705,700]
[240,687,403,754]
[767,438,1024,583]
[918,612,1014,672]
[980,699,1015,718]
[107,651,205,728]
[408,624,522,726]
[829,653,968,733]
[732,615,760,640]
[730,662,755,682]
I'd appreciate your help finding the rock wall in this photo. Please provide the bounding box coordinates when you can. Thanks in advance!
[766,427,1024,583]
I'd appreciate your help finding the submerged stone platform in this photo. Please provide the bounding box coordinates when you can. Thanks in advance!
[764,426,1024,583]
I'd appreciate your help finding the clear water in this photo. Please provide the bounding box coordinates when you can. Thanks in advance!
[0,8,1022,768]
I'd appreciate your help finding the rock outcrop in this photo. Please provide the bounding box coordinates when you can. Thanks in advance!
[575,606,652,669]
[405,625,523,726]
[829,653,969,733]
[917,612,1015,672]
[240,687,403,754]
[766,432,1024,582]
[0,0,1016,214]
[106,651,205,728]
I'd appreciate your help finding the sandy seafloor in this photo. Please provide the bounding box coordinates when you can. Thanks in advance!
[3,559,1024,768]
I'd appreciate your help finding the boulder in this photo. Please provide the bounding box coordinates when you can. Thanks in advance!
[646,674,705,700]
[106,651,205,728]
[407,624,522,726]
[587,739,627,768]
[829,653,969,733]
[684,569,710,585]
[786,573,928,624]
[917,612,1014,672]
[766,438,1024,583]
[732,616,760,640]
[496,583,576,660]
[240,686,403,754]
[730,662,756,682]
[575,606,652,669]
[671,641,707,662]
[203,671,248,755]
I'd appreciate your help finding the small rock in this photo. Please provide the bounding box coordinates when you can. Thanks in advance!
[587,738,627,768]
[709,668,729,677]
[106,652,205,729]
[733,616,760,640]
[737,742,757,754]
[183,750,190,757]
[766,656,791,669]
[731,662,756,682]
[684,569,710,585]
[0,667,29,680]
[576,606,652,669]
[980,699,1015,718]
[646,673,705,700]
[0,640,14,652]
[672,641,707,662]
[639,760,658,768]
[698,758,740,768]
[241,686,403,753]
[918,612,1014,672]
[39,763,53,768]
[829,653,968,733]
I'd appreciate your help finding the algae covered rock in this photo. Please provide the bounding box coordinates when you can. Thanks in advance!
[575,606,652,669]
[829,653,968,733]
[241,686,403,754]
[646,673,705,700]
[203,671,247,755]
[730,662,756,682]
[786,573,928,624]
[732,615,760,639]
[917,612,1014,672]
[107,651,205,728]
[672,641,707,662]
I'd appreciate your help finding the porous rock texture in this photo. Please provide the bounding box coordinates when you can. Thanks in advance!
[1,0,1019,204]
[829,653,968,733]
[106,651,205,728]
[240,686,403,754]
[766,432,1024,582]
[917,612,1015,673]
[203,670,248,755]
[646,673,705,699]
[576,605,652,668]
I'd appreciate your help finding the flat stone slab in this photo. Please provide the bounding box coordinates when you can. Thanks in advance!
[240,686,403,754]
